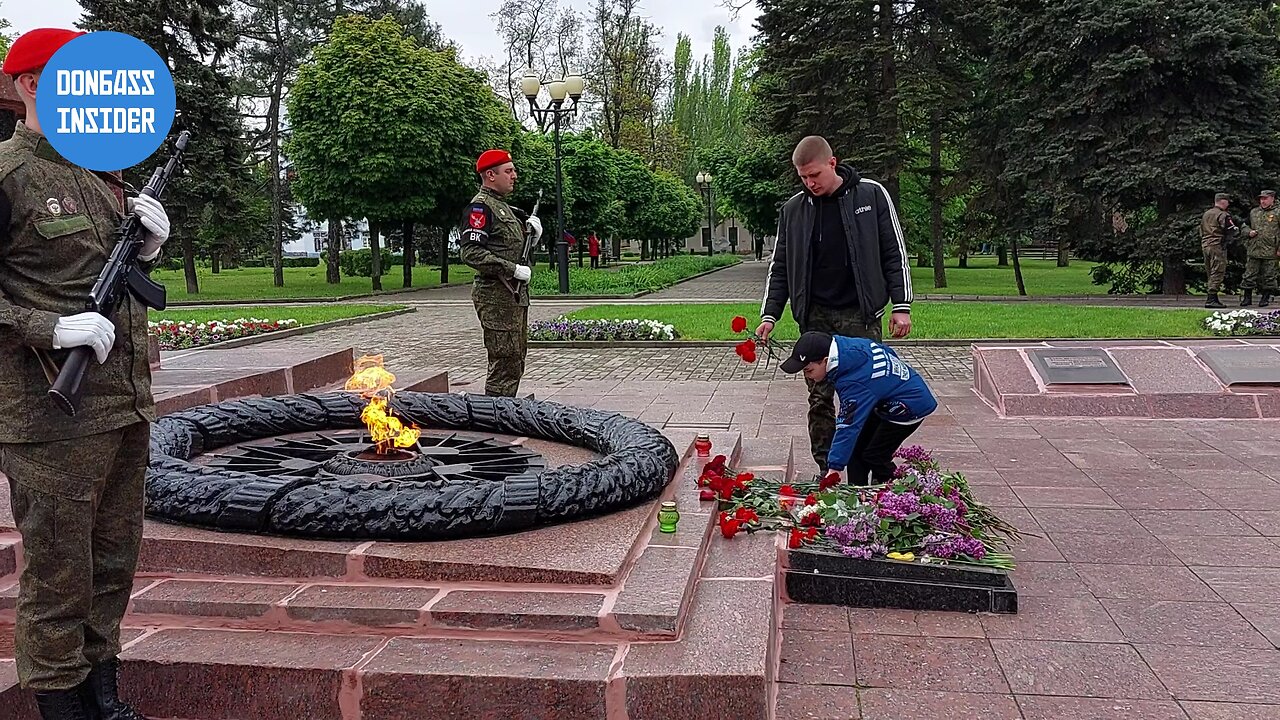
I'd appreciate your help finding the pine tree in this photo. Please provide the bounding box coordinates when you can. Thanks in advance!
[977,0,1280,294]
[79,0,247,296]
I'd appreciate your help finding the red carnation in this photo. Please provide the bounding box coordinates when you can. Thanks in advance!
[719,512,741,539]
[736,472,754,484]
[800,513,822,528]
[804,527,819,542]
[788,528,805,548]
[731,316,748,333]
[735,507,759,524]
[779,484,797,498]
[699,488,716,501]
[819,472,842,492]
[734,339,757,363]
[804,493,818,506]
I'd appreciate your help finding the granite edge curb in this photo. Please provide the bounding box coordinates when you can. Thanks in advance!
[154,307,415,353]
[529,333,1280,349]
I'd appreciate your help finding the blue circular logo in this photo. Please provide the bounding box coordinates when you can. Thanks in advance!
[35,31,176,172]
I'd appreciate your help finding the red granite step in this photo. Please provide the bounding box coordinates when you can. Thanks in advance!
[100,529,776,720]
[153,346,357,414]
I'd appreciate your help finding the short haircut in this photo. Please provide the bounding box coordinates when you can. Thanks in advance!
[792,136,833,167]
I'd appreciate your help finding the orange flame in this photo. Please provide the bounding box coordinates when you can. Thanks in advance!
[344,354,420,452]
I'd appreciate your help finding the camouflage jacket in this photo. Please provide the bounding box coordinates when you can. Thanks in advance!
[0,122,155,442]
[459,187,529,327]
[1246,205,1280,259]
[1200,207,1235,247]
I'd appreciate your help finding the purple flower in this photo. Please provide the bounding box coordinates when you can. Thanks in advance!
[875,491,921,521]
[894,445,933,464]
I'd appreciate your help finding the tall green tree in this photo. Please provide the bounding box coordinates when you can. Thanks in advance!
[977,0,1280,294]
[80,0,248,296]
[287,15,438,290]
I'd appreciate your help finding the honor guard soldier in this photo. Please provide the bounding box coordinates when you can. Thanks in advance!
[1241,190,1279,307]
[460,149,542,397]
[1,28,172,720]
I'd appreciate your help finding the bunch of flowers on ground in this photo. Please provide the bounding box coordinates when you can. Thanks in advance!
[529,316,678,341]
[729,315,789,366]
[697,446,1022,570]
[1204,309,1280,336]
[148,318,298,350]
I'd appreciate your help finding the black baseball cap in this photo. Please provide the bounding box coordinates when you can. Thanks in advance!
[781,331,834,374]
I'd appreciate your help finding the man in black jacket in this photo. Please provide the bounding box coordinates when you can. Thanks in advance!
[756,135,913,476]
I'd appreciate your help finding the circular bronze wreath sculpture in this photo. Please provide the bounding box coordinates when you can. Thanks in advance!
[146,391,680,541]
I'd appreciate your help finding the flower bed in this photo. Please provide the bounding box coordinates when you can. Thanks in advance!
[528,316,678,342]
[698,445,1021,571]
[149,317,299,350]
[1204,309,1280,336]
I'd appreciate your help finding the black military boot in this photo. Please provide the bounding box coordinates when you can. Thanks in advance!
[80,659,147,720]
[1206,293,1225,308]
[1241,289,1253,307]
[34,689,93,720]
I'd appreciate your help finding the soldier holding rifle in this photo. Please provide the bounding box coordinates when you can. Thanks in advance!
[1,28,173,720]
[460,149,543,397]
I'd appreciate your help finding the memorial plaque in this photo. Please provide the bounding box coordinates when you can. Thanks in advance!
[1028,348,1129,385]
[1197,346,1280,385]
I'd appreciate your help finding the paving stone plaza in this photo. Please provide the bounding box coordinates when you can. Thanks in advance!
[3,261,1279,720]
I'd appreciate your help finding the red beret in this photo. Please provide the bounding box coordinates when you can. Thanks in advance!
[3,28,86,77]
[476,149,513,174]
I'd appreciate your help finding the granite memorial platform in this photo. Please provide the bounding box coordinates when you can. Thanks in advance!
[0,430,782,720]
[973,338,1280,418]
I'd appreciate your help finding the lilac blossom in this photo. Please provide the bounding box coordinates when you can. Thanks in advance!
[875,491,922,521]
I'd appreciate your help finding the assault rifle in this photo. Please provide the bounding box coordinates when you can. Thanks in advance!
[48,130,190,417]
[520,189,543,268]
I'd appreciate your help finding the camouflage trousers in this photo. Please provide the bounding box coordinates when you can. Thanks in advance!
[801,304,884,473]
[2,421,149,691]
[1242,256,1277,292]
[1203,244,1227,293]
[481,306,529,397]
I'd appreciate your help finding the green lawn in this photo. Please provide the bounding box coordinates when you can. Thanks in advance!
[910,257,1103,296]
[567,302,1219,340]
[152,266,476,301]
[149,303,406,326]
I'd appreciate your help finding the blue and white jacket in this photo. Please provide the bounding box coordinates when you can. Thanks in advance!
[826,336,938,472]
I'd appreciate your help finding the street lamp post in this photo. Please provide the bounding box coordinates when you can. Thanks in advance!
[521,70,584,295]
[696,171,714,257]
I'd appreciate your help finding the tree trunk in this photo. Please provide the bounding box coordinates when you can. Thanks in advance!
[326,219,342,283]
[211,249,221,274]
[1011,235,1027,296]
[878,1,902,203]
[1057,238,1070,267]
[916,251,929,268]
[402,220,415,289]
[369,222,383,291]
[268,53,286,289]
[929,114,946,289]
[182,233,199,295]
[1162,258,1187,295]
[437,227,450,284]
[640,238,649,261]
[997,244,1008,266]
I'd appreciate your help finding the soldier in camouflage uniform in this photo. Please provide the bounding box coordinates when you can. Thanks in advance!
[1,29,172,720]
[460,149,542,397]
[1201,193,1237,308]
[1240,190,1279,307]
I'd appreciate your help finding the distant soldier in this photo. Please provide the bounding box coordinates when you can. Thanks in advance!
[1201,193,1237,308]
[460,149,542,397]
[1240,190,1278,307]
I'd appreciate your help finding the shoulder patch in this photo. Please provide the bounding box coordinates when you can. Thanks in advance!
[468,204,488,230]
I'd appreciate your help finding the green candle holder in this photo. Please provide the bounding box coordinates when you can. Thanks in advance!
[657,500,680,533]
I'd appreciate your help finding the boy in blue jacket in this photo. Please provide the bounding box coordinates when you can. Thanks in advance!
[781,331,938,485]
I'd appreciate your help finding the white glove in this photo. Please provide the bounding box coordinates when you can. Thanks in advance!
[52,312,116,364]
[526,216,543,242]
[129,194,170,261]
[513,265,532,282]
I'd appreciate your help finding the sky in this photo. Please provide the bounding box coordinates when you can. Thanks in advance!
[6,0,761,70]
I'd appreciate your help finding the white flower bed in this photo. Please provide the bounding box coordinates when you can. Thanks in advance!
[148,317,299,350]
